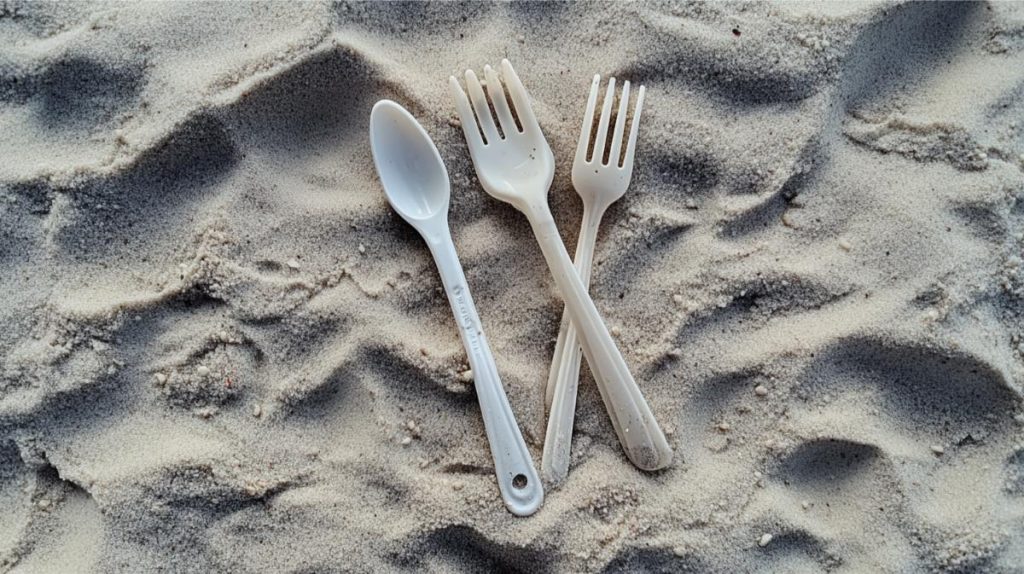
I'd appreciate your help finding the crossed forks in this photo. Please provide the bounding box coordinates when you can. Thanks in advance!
[449,60,671,480]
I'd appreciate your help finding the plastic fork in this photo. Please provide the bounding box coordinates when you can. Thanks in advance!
[449,60,672,472]
[541,75,646,485]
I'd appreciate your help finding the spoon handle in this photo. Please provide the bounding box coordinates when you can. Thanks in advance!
[526,205,673,472]
[426,230,543,516]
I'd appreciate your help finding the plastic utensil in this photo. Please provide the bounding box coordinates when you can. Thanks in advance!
[542,75,647,485]
[369,99,543,516]
[448,60,672,473]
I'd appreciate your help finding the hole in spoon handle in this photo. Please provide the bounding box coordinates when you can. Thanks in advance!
[428,232,544,516]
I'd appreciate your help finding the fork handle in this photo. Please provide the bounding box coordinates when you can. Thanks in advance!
[426,230,543,516]
[526,207,672,472]
[544,204,604,409]
[541,204,603,485]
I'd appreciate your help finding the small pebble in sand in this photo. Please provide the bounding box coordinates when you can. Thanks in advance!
[452,482,464,491]
[931,445,945,455]
[197,365,210,377]
[672,294,684,304]
[611,326,622,337]
[667,347,682,358]
[758,533,773,547]
[717,422,731,432]
[838,237,852,251]
[801,500,810,510]
[154,373,167,385]
[706,435,729,453]
[419,347,429,356]
[448,117,461,128]
[460,369,474,382]
[516,34,525,43]
[358,244,366,254]
[754,385,768,396]
[37,498,50,509]
[286,259,301,270]
[253,404,262,418]
[400,436,413,446]
[107,365,117,375]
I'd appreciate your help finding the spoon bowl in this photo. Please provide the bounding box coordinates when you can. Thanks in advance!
[370,100,450,225]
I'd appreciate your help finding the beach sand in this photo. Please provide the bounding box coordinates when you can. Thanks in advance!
[2,1,1024,572]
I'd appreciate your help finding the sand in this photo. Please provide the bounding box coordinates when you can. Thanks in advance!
[1,1,1023,572]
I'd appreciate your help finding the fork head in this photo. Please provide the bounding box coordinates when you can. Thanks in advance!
[449,59,555,212]
[571,75,645,211]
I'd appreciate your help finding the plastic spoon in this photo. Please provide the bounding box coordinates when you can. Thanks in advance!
[369,99,543,516]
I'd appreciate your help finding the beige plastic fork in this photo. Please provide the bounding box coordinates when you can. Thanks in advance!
[541,75,647,485]
[449,60,672,472]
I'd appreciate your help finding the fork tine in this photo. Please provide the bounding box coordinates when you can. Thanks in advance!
[465,69,499,145]
[575,74,600,164]
[449,76,485,151]
[499,59,540,134]
[622,85,645,171]
[484,64,517,137]
[608,81,630,168]
[592,78,616,164]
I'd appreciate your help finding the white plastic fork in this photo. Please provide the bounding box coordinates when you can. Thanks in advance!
[541,75,646,485]
[449,60,672,473]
